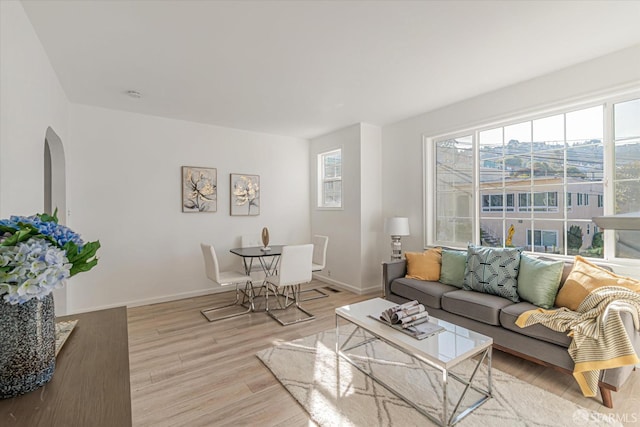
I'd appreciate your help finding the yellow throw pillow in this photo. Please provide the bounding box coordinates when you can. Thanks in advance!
[555,255,640,311]
[405,248,442,281]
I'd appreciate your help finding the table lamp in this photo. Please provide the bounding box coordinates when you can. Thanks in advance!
[384,217,410,260]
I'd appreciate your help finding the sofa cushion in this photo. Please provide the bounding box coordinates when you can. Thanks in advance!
[555,256,640,310]
[405,247,442,281]
[441,289,514,326]
[500,303,572,348]
[390,278,458,309]
[439,249,467,288]
[464,245,522,302]
[517,254,564,309]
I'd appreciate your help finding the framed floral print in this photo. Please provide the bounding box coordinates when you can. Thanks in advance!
[230,173,260,216]
[182,166,217,212]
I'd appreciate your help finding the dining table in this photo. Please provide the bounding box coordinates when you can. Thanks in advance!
[229,245,284,310]
[230,245,283,277]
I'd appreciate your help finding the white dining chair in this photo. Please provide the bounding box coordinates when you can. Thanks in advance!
[312,235,329,271]
[264,244,315,326]
[301,235,330,301]
[200,243,254,322]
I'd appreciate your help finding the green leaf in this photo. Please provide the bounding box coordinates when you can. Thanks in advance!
[37,209,59,224]
[0,228,40,246]
[0,224,18,233]
[66,240,101,277]
[70,257,98,276]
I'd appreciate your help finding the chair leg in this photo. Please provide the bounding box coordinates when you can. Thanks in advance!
[299,287,329,301]
[200,282,254,322]
[266,283,315,326]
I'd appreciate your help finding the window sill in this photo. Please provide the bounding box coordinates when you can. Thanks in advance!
[316,206,344,211]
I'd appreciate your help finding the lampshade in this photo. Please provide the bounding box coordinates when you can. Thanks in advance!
[384,217,410,236]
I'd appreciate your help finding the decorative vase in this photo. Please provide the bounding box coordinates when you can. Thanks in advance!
[0,293,56,399]
[262,227,270,248]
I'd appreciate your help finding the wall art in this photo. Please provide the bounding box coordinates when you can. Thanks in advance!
[182,166,217,212]
[230,173,260,216]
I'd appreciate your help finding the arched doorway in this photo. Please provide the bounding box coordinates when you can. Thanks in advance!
[44,127,67,314]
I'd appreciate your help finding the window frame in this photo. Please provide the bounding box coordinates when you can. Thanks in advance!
[423,88,640,265]
[316,148,343,210]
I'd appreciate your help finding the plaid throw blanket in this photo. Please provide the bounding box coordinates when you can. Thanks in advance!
[515,286,640,397]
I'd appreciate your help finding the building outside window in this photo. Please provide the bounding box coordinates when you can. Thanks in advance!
[428,93,640,261]
[317,149,342,208]
[482,193,514,212]
[518,192,558,212]
[577,193,589,206]
[526,229,558,248]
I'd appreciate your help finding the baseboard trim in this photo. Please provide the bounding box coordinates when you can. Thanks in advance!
[312,275,381,296]
[66,287,228,315]
[67,277,381,315]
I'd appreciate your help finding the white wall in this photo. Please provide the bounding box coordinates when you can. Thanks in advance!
[310,123,382,294]
[359,123,382,291]
[0,1,69,217]
[310,124,362,290]
[65,105,310,312]
[0,1,71,314]
[0,1,311,313]
[380,44,640,275]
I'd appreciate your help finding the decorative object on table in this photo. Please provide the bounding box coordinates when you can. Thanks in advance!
[261,227,270,251]
[0,211,100,399]
[230,173,260,216]
[55,320,78,356]
[257,328,622,427]
[383,217,410,260]
[182,166,217,212]
[372,300,442,339]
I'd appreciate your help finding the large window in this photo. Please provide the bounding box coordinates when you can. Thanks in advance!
[317,149,342,208]
[428,93,640,261]
[613,98,640,258]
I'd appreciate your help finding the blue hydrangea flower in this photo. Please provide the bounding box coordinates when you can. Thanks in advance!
[0,238,71,305]
[7,215,85,250]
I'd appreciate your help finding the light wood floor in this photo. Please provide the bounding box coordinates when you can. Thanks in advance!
[127,282,640,427]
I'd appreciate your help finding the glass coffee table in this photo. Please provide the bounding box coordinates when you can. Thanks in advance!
[335,298,492,426]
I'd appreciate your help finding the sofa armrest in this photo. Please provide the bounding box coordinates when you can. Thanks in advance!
[382,260,407,298]
[600,309,640,389]
[620,309,640,356]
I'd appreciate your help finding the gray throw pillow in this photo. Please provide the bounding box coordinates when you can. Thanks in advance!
[517,254,564,309]
[439,249,467,288]
[463,245,522,302]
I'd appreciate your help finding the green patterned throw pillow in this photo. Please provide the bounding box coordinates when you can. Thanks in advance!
[463,245,522,302]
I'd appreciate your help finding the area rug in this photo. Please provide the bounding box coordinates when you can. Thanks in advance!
[55,319,78,356]
[256,327,621,427]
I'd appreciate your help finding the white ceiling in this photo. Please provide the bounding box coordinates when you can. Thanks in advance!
[20,0,640,139]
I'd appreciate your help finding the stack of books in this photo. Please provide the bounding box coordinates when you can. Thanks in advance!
[371,300,444,340]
